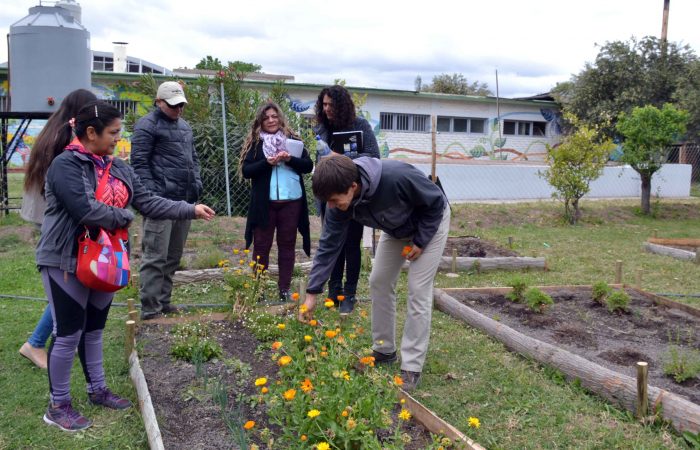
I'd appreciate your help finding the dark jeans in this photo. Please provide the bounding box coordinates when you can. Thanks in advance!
[253,199,302,293]
[329,219,364,297]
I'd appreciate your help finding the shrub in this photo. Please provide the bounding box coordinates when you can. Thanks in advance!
[524,288,553,313]
[591,281,612,305]
[170,322,223,363]
[606,290,630,313]
[506,277,528,302]
[663,345,700,383]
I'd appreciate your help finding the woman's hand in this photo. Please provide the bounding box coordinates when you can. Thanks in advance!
[194,204,215,221]
[277,151,291,162]
[299,293,317,322]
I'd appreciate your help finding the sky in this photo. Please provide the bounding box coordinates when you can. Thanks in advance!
[1,0,699,98]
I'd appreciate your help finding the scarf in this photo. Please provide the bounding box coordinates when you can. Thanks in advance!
[64,138,128,208]
[260,130,287,158]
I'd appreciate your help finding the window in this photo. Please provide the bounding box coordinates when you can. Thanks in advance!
[106,100,138,117]
[435,116,487,134]
[380,113,430,132]
[503,120,547,136]
[92,56,113,71]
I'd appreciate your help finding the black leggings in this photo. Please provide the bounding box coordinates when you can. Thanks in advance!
[328,219,364,296]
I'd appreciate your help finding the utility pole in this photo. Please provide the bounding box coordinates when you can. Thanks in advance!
[661,0,669,43]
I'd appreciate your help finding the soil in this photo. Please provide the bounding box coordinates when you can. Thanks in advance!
[443,236,518,257]
[449,288,700,404]
[138,319,434,449]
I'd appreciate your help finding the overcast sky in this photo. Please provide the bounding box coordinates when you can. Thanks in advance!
[2,0,699,98]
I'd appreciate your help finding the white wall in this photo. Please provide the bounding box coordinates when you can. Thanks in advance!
[411,163,692,201]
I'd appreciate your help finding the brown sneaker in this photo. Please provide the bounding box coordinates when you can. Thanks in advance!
[19,342,47,369]
[400,370,421,392]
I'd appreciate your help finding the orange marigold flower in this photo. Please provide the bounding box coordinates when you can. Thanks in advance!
[309,319,318,327]
[394,375,404,386]
[337,295,345,302]
[283,389,297,400]
[320,351,328,357]
[261,387,269,394]
[243,420,255,430]
[299,304,308,314]
[325,330,337,339]
[324,299,334,308]
[359,356,375,367]
[300,378,313,393]
[341,410,349,417]
[272,341,282,350]
[278,355,292,366]
[402,245,413,257]
[300,435,307,441]
[291,292,300,301]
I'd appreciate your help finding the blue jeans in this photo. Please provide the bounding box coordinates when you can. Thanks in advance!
[27,305,53,348]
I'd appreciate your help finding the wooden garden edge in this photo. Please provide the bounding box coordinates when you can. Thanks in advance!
[128,349,165,450]
[433,287,700,434]
[643,242,696,261]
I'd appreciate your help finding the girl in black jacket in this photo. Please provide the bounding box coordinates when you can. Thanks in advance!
[241,102,313,301]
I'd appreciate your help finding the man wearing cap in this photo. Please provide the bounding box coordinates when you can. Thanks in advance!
[131,81,203,320]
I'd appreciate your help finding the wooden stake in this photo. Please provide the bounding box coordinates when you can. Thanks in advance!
[451,248,458,273]
[652,229,658,238]
[695,248,700,265]
[614,260,623,284]
[125,320,136,361]
[129,310,138,323]
[127,298,135,313]
[636,361,649,419]
[508,236,514,249]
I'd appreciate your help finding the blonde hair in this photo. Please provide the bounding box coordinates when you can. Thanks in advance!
[239,101,298,179]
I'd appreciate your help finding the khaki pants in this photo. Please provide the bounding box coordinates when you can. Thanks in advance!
[369,206,450,372]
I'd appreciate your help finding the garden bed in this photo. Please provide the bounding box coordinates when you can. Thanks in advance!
[435,286,700,433]
[644,237,699,262]
[136,316,473,449]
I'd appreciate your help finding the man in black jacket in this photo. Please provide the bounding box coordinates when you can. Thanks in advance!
[301,155,450,391]
[131,81,203,320]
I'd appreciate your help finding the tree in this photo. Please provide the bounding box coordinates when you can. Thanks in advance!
[558,37,698,141]
[196,55,223,70]
[540,114,615,224]
[616,104,688,215]
[226,60,262,74]
[421,73,493,96]
[673,60,700,142]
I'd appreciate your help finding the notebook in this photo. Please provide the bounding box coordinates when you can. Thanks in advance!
[331,130,363,154]
[285,139,304,158]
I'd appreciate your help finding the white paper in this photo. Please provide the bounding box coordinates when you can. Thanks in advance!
[285,139,304,158]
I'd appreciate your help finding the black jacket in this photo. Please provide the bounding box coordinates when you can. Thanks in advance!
[307,157,446,294]
[130,108,203,202]
[36,150,196,272]
[241,138,313,256]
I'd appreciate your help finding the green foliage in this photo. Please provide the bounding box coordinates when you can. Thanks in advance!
[421,73,493,96]
[170,322,223,362]
[506,276,528,302]
[540,114,615,224]
[616,103,689,215]
[591,281,612,305]
[605,290,630,313]
[196,55,223,70]
[663,328,700,383]
[524,288,554,313]
[673,59,700,142]
[683,430,700,449]
[558,36,699,140]
[192,246,227,269]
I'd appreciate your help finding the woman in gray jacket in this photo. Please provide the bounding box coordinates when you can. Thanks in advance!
[37,101,214,432]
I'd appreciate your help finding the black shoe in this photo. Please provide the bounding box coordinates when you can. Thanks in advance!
[372,350,397,364]
[161,304,180,315]
[279,291,292,302]
[339,295,356,316]
[400,370,421,392]
[140,311,162,321]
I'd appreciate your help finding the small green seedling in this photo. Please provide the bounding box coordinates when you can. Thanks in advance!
[605,290,630,313]
[506,277,528,302]
[524,288,554,313]
[591,281,612,305]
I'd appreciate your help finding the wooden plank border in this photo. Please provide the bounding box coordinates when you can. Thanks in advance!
[128,349,165,450]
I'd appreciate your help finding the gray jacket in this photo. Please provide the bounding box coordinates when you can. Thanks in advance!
[130,108,203,202]
[307,157,446,294]
[36,150,196,272]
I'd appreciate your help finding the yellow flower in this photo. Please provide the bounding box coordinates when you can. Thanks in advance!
[249,262,256,267]
[278,355,292,366]
[239,259,245,265]
[271,341,282,350]
[325,330,337,339]
[243,420,255,430]
[324,299,335,308]
[359,310,368,318]
[349,333,356,339]
[394,375,404,386]
[317,443,330,450]
[283,389,297,400]
[398,409,411,421]
[341,410,348,417]
[300,378,313,393]
[307,409,320,418]
[261,387,269,394]
[300,304,308,314]
[304,335,312,342]
[440,437,452,446]
[244,283,250,288]
[233,249,240,254]
[244,249,250,254]
[277,323,286,330]
[300,435,307,441]
[400,398,406,404]
[256,255,260,259]
[254,377,267,386]
[468,417,481,428]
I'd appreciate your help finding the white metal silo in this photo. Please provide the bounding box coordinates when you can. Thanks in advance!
[8,3,91,112]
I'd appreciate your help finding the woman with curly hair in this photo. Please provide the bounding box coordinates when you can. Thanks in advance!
[241,101,313,301]
[314,85,380,315]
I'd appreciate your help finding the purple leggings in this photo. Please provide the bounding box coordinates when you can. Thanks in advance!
[42,267,113,405]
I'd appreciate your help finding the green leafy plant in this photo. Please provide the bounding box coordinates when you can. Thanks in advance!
[506,277,528,302]
[524,288,553,313]
[605,290,630,313]
[170,322,223,363]
[663,328,700,383]
[591,281,612,305]
[220,248,274,316]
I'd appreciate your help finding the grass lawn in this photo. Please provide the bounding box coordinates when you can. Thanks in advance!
[2,197,700,449]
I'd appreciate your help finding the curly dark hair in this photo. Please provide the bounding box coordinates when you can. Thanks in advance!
[315,85,356,130]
